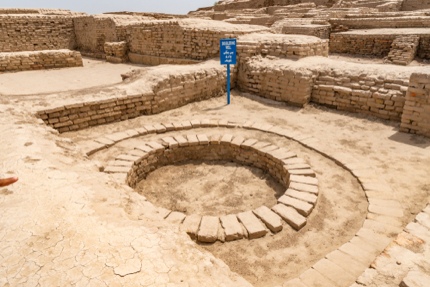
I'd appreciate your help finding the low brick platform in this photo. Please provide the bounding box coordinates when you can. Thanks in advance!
[386,35,420,65]
[0,49,82,72]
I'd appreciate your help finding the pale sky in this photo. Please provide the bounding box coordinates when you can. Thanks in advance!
[0,0,217,15]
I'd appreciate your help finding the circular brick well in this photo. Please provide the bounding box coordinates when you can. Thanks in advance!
[116,133,319,243]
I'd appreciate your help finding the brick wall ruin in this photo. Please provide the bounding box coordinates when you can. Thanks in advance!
[237,57,411,121]
[0,50,83,72]
[36,61,235,132]
[127,20,267,65]
[0,15,76,52]
[330,32,430,59]
[237,33,329,60]
[311,71,408,121]
[237,58,316,106]
[400,73,430,137]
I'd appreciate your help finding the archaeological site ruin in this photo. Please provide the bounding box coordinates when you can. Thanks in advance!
[0,0,430,286]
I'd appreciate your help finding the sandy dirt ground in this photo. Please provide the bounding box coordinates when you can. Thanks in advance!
[0,60,429,286]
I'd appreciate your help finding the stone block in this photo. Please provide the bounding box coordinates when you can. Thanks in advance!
[220,214,244,241]
[272,204,306,230]
[197,216,219,243]
[278,195,313,216]
[237,211,267,239]
[253,206,283,233]
[181,214,202,240]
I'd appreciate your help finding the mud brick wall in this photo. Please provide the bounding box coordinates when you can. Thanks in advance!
[73,16,118,56]
[281,25,331,39]
[214,0,302,11]
[104,41,128,63]
[330,34,396,56]
[401,0,430,11]
[0,15,76,52]
[0,50,83,72]
[312,72,408,121]
[417,37,430,59]
[127,141,289,189]
[329,17,430,30]
[128,21,265,64]
[237,58,316,107]
[36,63,234,132]
[237,36,329,60]
[330,33,430,59]
[386,35,419,65]
[400,73,430,136]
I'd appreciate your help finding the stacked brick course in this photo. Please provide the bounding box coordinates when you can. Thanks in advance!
[0,15,76,52]
[330,31,430,59]
[104,41,128,63]
[128,20,267,65]
[237,33,329,60]
[0,50,83,72]
[237,57,410,120]
[400,73,430,136]
[330,33,396,56]
[281,25,331,39]
[386,35,420,65]
[329,17,430,30]
[311,72,408,120]
[36,61,234,132]
[238,58,316,106]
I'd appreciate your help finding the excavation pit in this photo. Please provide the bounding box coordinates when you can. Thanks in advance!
[106,134,319,243]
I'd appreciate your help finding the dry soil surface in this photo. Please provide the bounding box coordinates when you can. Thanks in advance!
[0,60,429,287]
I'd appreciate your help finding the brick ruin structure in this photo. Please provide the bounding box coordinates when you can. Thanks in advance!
[1,2,430,287]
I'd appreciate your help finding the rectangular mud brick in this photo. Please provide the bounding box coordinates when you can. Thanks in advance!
[290,175,318,185]
[241,138,258,149]
[145,141,164,152]
[325,249,368,278]
[220,134,233,144]
[231,136,245,146]
[289,182,319,195]
[284,163,311,170]
[161,136,179,148]
[285,188,318,205]
[190,119,202,127]
[186,134,199,146]
[252,141,271,149]
[289,169,315,177]
[278,195,313,216]
[312,258,356,287]
[174,135,188,147]
[180,214,202,240]
[237,211,267,239]
[153,123,167,133]
[253,206,283,233]
[220,214,244,241]
[209,134,221,144]
[197,134,209,145]
[283,158,305,165]
[272,204,307,230]
[299,268,337,287]
[197,216,219,243]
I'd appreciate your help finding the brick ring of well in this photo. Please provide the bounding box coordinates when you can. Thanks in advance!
[106,133,319,244]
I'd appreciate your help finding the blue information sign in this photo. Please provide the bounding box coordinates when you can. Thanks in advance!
[220,38,237,105]
[220,39,237,65]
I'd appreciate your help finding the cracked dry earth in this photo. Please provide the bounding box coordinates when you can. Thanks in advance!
[1,61,430,286]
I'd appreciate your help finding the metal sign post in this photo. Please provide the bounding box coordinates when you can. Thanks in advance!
[220,39,237,105]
